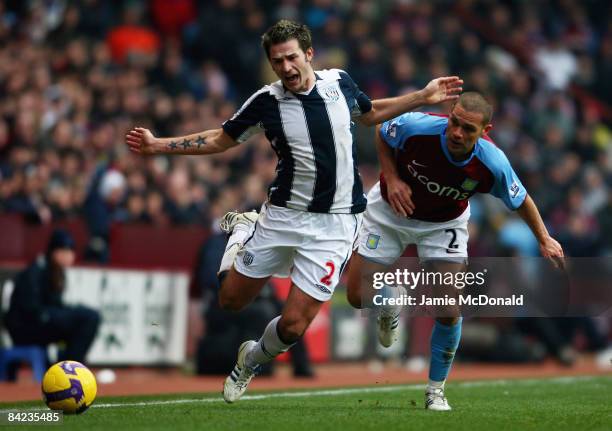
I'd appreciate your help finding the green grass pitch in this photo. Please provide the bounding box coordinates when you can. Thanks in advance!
[1,376,610,430]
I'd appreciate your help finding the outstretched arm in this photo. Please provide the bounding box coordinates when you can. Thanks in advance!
[125,127,239,156]
[359,76,463,126]
[516,194,565,268]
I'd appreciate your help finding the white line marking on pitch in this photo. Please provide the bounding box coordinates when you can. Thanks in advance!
[94,385,425,409]
[0,375,604,412]
[92,376,603,409]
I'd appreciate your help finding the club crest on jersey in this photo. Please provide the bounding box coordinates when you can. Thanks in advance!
[323,87,340,101]
[242,251,254,266]
[510,181,521,198]
[315,284,332,294]
[388,122,397,138]
[366,234,380,250]
[461,178,479,191]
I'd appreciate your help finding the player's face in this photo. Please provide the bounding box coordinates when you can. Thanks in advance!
[51,248,75,267]
[268,39,315,93]
[445,103,491,160]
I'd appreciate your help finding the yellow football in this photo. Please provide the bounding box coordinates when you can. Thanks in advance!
[41,361,97,414]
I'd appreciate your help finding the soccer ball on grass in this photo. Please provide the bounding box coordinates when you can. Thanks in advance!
[41,361,97,414]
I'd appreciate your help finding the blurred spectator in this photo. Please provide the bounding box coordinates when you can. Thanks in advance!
[150,0,196,40]
[596,188,612,254]
[106,2,160,64]
[5,229,100,365]
[515,317,608,366]
[83,166,127,262]
[533,39,578,91]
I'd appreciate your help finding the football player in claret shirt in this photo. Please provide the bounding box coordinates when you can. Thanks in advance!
[346,92,564,411]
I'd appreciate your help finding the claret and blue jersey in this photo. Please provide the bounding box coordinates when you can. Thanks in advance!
[379,112,527,222]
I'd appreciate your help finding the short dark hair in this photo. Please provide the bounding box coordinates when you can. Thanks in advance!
[261,20,312,59]
[455,92,493,125]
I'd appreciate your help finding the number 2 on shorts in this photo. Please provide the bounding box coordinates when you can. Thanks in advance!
[445,228,458,250]
[320,261,336,286]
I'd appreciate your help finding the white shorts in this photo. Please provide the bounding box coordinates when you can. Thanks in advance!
[234,203,363,302]
[357,183,469,265]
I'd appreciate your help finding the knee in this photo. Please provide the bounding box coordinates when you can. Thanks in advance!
[345,262,365,309]
[436,316,461,327]
[218,289,246,312]
[83,308,102,331]
[218,271,250,312]
[79,307,101,328]
[277,316,308,344]
[90,310,101,328]
[346,285,363,309]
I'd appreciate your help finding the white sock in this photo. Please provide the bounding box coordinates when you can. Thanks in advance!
[245,316,293,368]
[427,380,445,391]
[218,223,251,273]
[380,284,406,316]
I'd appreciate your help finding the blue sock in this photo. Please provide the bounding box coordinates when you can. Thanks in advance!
[429,318,462,384]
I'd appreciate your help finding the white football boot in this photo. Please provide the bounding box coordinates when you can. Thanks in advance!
[425,387,452,411]
[219,210,259,234]
[377,313,401,348]
[223,340,259,403]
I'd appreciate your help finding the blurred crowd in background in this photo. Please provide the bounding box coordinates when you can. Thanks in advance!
[0,0,611,369]
[0,0,611,258]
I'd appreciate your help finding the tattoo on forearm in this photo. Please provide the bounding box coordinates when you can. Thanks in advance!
[167,136,207,151]
[195,136,206,147]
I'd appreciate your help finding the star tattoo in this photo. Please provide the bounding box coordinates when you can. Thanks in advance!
[168,141,178,150]
[181,139,191,150]
[195,136,206,147]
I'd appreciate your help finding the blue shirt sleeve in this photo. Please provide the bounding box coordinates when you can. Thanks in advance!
[477,140,527,210]
[379,112,437,150]
[338,71,372,116]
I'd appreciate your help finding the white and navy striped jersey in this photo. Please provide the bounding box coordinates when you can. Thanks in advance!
[222,69,371,214]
